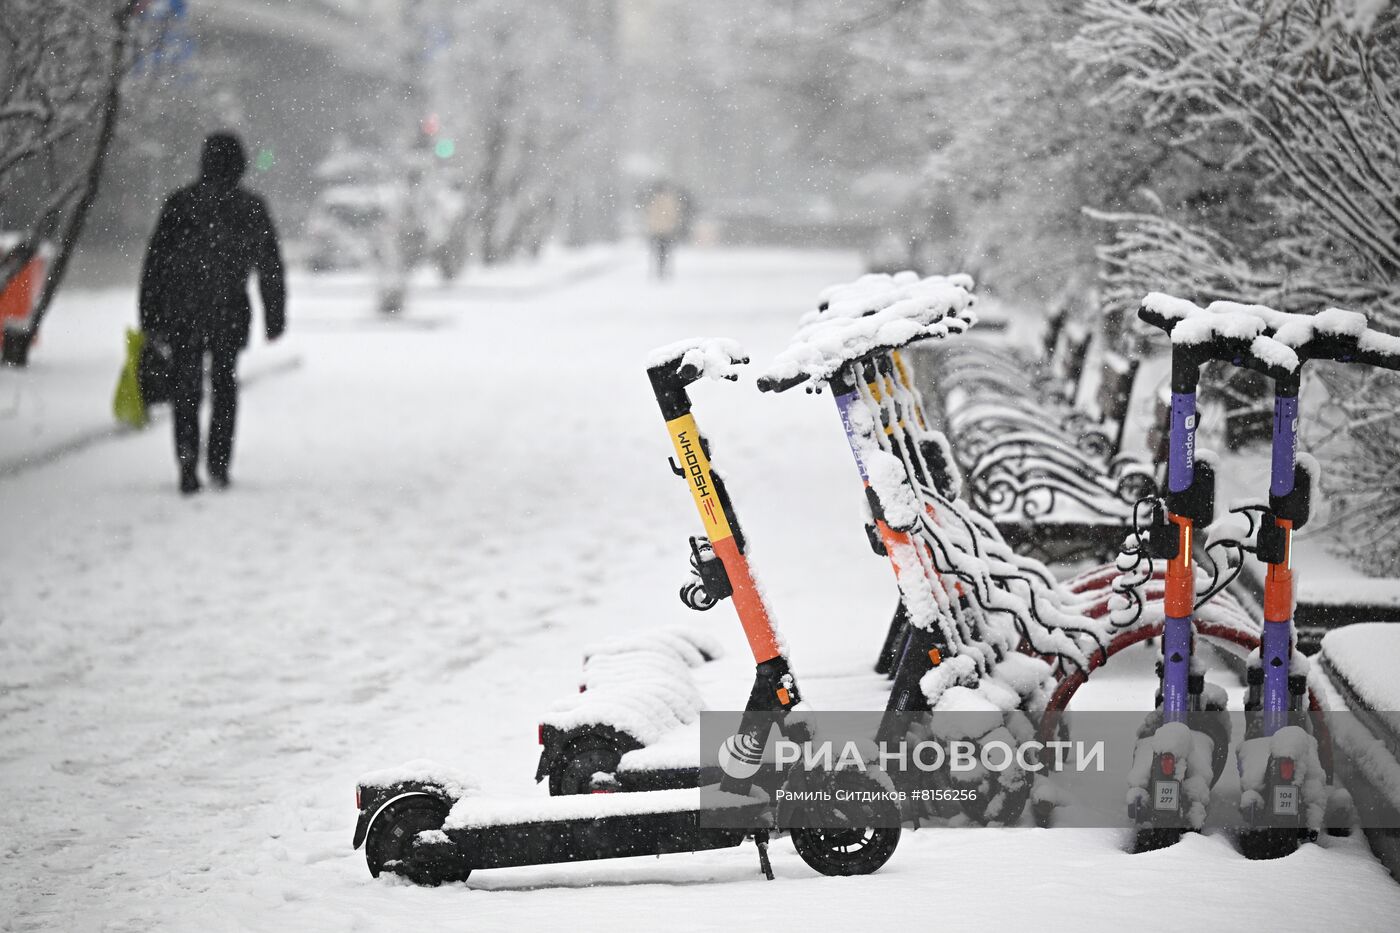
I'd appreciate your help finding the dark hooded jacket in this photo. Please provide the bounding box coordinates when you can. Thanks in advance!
[140,134,285,346]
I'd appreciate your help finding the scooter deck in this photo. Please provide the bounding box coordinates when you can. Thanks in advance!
[424,786,767,873]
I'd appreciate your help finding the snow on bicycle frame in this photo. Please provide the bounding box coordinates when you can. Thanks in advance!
[759,276,1105,706]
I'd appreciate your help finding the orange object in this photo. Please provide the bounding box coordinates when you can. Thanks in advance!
[711,534,783,664]
[776,687,791,706]
[1263,518,1294,623]
[1164,514,1194,617]
[0,253,46,348]
[928,648,942,666]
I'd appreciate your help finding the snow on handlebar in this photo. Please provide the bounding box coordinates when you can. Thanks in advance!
[1140,292,1400,375]
[758,275,978,393]
[646,337,750,389]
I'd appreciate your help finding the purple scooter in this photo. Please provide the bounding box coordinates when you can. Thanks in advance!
[1132,298,1294,852]
[1219,304,1400,858]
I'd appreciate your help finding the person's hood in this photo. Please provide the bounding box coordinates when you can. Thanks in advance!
[199,133,247,189]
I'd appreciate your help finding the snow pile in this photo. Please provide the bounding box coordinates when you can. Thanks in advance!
[1237,726,1328,831]
[645,336,749,382]
[758,275,977,391]
[1126,721,1216,829]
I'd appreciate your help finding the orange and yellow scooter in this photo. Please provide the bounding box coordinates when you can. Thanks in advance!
[354,340,900,886]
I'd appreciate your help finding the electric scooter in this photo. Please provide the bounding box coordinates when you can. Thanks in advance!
[534,275,1001,801]
[759,277,1112,824]
[1130,296,1298,851]
[1205,302,1397,858]
[353,339,900,886]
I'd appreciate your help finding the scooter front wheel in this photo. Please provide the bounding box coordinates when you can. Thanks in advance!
[791,824,900,876]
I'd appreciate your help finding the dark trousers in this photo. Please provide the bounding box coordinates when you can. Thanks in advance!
[172,335,240,477]
[651,236,673,279]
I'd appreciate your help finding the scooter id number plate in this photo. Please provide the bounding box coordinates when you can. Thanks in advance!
[1154,780,1180,811]
[1274,785,1299,817]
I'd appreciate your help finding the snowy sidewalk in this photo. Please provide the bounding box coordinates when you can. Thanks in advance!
[2,248,1398,933]
[0,244,626,476]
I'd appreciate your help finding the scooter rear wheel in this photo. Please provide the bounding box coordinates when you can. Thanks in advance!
[364,796,455,882]
[1239,827,1300,860]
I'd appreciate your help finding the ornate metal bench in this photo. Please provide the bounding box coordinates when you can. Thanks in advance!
[912,322,1161,564]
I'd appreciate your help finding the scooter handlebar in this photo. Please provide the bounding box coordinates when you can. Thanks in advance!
[1137,299,1297,386]
[647,338,749,418]
[1351,331,1400,372]
[756,371,810,394]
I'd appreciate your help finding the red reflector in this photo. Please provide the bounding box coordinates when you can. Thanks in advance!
[590,788,614,794]
[579,684,586,693]
[1160,752,1176,777]
[1278,757,1295,782]
[537,724,544,745]
[355,787,361,809]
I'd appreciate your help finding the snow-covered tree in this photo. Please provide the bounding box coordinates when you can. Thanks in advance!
[434,0,617,268]
[1069,0,1400,327]
[1071,0,1400,566]
[0,0,158,362]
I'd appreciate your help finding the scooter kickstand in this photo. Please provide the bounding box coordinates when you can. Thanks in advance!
[753,830,774,881]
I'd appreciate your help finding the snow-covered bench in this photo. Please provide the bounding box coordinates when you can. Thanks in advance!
[1319,624,1400,880]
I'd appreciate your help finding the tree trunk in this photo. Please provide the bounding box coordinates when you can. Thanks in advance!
[8,1,139,366]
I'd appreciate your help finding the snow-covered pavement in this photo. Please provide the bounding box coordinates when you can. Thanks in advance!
[3,248,1398,932]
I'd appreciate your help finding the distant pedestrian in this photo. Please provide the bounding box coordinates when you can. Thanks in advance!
[644,182,688,279]
[139,132,285,495]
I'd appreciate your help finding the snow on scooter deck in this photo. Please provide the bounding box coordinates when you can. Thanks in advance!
[443,785,762,831]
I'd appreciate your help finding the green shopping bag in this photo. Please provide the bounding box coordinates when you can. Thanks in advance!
[113,327,148,428]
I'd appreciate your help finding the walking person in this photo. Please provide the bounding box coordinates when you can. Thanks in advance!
[139,132,286,495]
[644,181,686,280]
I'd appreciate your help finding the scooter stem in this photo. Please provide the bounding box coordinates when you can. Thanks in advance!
[1162,374,1200,722]
[1260,373,1301,733]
